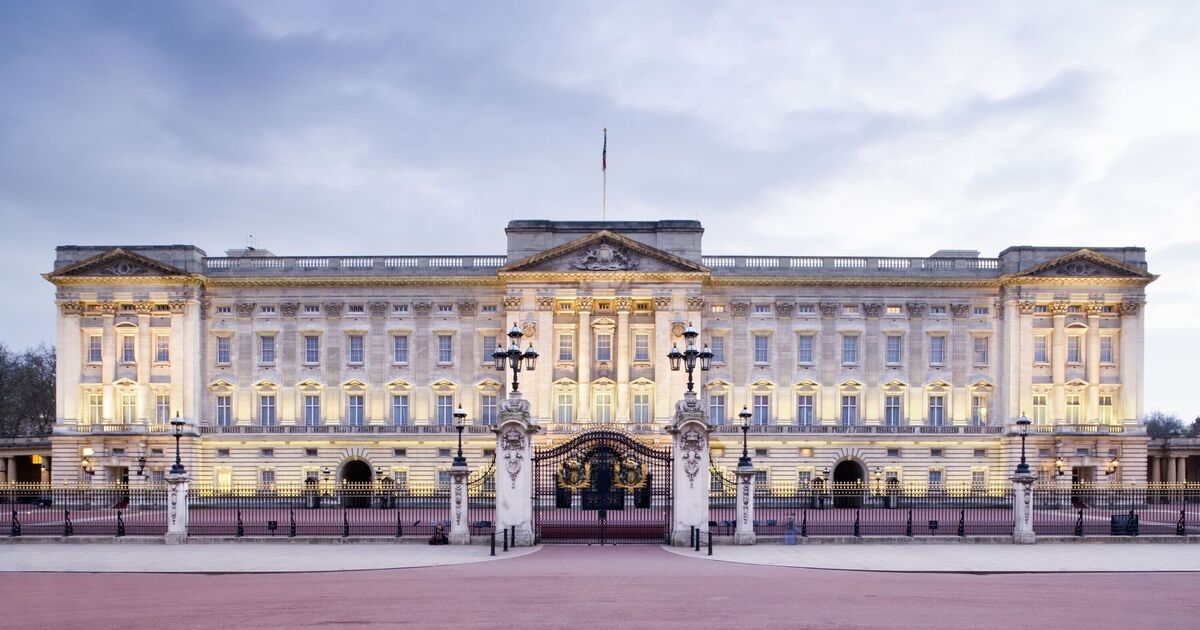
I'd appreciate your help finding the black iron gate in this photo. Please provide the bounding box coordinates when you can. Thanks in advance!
[533,429,672,544]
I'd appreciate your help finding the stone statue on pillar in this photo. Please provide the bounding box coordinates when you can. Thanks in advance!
[666,390,712,546]
[494,392,539,546]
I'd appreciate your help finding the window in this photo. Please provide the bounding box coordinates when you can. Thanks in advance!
[753,335,769,364]
[710,304,725,314]
[155,335,170,363]
[304,336,320,364]
[437,335,453,363]
[558,333,574,362]
[709,394,726,425]
[348,304,365,314]
[304,395,321,426]
[797,305,815,314]
[928,469,943,485]
[436,395,454,426]
[841,335,858,365]
[887,448,901,458]
[753,394,770,425]
[216,306,232,315]
[632,393,651,424]
[971,396,987,425]
[1099,395,1114,423]
[217,337,231,365]
[594,390,614,423]
[260,448,274,457]
[885,395,902,427]
[1034,304,1048,313]
[595,333,612,362]
[301,305,318,314]
[1065,394,1081,423]
[1034,335,1049,364]
[973,337,988,365]
[259,395,276,426]
[796,395,814,426]
[261,469,276,485]
[438,304,453,313]
[87,392,103,423]
[1100,337,1114,364]
[393,335,409,364]
[842,305,858,316]
[347,395,364,426]
[840,395,858,426]
[217,449,230,458]
[556,391,575,424]
[710,336,725,363]
[88,335,102,363]
[392,395,409,426]
[1032,394,1048,424]
[633,333,650,362]
[797,335,814,364]
[348,335,364,364]
[121,335,136,363]
[438,448,452,457]
[121,392,136,423]
[971,470,986,487]
[155,394,170,423]
[928,395,945,426]
[481,304,497,313]
[483,335,497,363]
[973,307,989,316]
[1067,336,1082,364]
[260,305,276,315]
[438,470,452,485]
[753,470,768,485]
[392,304,408,314]
[260,335,276,364]
[481,394,498,426]
[930,306,947,315]
[797,470,812,486]
[216,395,231,427]
[886,335,902,364]
[886,305,902,315]
[754,304,772,314]
[929,336,946,365]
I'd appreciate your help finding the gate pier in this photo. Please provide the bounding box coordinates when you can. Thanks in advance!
[494,392,538,547]
[668,390,712,546]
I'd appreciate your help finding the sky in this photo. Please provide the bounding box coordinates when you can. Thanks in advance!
[0,1,1197,419]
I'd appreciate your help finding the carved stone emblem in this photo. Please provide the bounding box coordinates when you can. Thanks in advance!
[557,457,591,492]
[572,242,638,271]
[500,428,526,489]
[576,297,593,312]
[413,302,433,317]
[680,429,706,489]
[687,296,705,311]
[101,259,147,276]
[279,302,300,317]
[862,303,883,318]
[521,321,537,339]
[457,301,477,317]
[730,301,750,317]
[819,302,841,318]
[615,296,633,312]
[368,302,389,318]
[671,321,685,337]
[906,302,928,318]
[536,296,555,311]
[234,302,256,318]
[323,302,344,318]
[950,303,970,319]
[503,296,523,311]
[775,302,795,318]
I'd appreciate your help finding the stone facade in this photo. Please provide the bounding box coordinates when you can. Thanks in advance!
[44,221,1156,488]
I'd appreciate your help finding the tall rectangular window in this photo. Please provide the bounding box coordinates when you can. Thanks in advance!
[392,395,409,425]
[795,395,814,426]
[885,395,902,426]
[840,395,858,426]
[216,395,231,427]
[632,393,651,424]
[797,335,814,364]
[1100,337,1114,363]
[594,390,614,423]
[121,336,136,363]
[971,396,986,425]
[595,333,612,362]
[260,335,276,364]
[556,391,574,424]
[155,394,170,423]
[436,395,454,426]
[1032,394,1048,424]
[348,335,364,364]
[633,333,650,362]
[121,392,136,423]
[929,336,946,365]
[558,333,573,362]
[437,335,453,363]
[216,337,231,365]
[483,336,497,363]
[710,336,725,363]
[709,394,726,425]
[1065,394,1081,422]
[259,395,276,426]
[304,335,320,364]
[973,336,988,365]
[480,394,498,426]
[393,335,409,364]
[1034,335,1049,364]
[87,335,102,363]
[886,335,902,364]
[753,335,769,364]
[347,395,364,426]
[841,335,858,365]
[304,395,321,426]
[87,392,103,423]
[928,469,943,485]
[928,395,945,426]
[155,335,170,363]
[1099,395,1114,423]
[1067,336,1082,364]
[753,394,770,425]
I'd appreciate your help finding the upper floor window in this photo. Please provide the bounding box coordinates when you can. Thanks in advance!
[304,304,321,314]
[483,335,497,364]
[795,395,814,426]
[840,395,858,426]
[155,335,170,363]
[753,335,769,364]
[929,306,947,315]
[753,394,770,425]
[155,394,171,423]
[481,304,498,313]
[1065,394,1082,422]
[216,337,231,365]
[754,304,772,314]
[971,395,987,426]
[886,335,902,365]
[392,395,410,426]
[632,392,651,424]
[555,390,575,424]
[1099,395,1114,423]
[437,335,453,364]
[973,306,990,316]
[480,394,498,426]
[215,305,232,315]
[929,336,946,365]
[928,395,945,426]
[436,394,455,426]
[842,305,859,316]
[709,394,726,425]
[346,395,364,426]
[797,305,815,315]
[347,304,365,314]
[885,395,902,426]
[973,336,989,365]
[1100,336,1114,364]
[633,333,650,362]
[1033,335,1049,364]
[260,335,276,365]
[1067,336,1082,364]
[87,335,102,364]
[393,335,409,364]
[841,335,858,365]
[595,333,613,362]
[885,305,902,315]
[304,395,321,426]
[710,336,725,363]
[437,304,453,314]
[216,395,232,427]
[1032,394,1048,424]
[304,335,320,364]
[259,395,277,426]
[348,334,364,364]
[797,335,814,364]
[558,332,574,362]
[594,390,614,423]
[392,304,408,314]
[260,305,276,315]
[121,335,136,364]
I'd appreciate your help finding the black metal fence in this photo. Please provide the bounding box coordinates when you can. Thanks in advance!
[2,482,168,537]
[467,458,497,535]
[1031,483,1200,537]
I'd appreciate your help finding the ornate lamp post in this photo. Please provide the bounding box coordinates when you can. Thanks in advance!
[452,404,468,467]
[136,454,147,476]
[493,322,538,394]
[737,406,753,467]
[667,322,713,393]
[169,412,186,475]
[80,447,96,476]
[1014,412,1031,475]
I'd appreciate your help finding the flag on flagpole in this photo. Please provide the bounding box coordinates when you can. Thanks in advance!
[602,128,607,172]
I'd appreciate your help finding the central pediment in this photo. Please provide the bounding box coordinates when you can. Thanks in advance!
[499,230,709,275]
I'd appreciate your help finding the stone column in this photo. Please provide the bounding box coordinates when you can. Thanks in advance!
[6,457,16,484]
[1050,301,1067,422]
[165,471,190,544]
[668,391,712,545]
[1085,303,1102,421]
[1011,471,1036,544]
[494,392,538,546]
[615,298,631,423]
[577,298,592,423]
[1177,457,1187,485]
[449,462,471,544]
[734,463,756,545]
[0,457,10,484]
[1016,301,1036,419]
[1118,300,1143,423]
[1167,457,1177,483]
[57,302,83,425]
[1150,456,1161,482]
[655,296,676,419]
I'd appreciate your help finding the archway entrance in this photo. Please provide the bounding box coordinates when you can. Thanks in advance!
[832,460,866,508]
[340,460,372,508]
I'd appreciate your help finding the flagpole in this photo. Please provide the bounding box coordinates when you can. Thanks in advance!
[602,128,607,221]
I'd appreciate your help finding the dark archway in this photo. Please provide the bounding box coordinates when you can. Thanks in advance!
[832,460,866,508]
[340,460,372,508]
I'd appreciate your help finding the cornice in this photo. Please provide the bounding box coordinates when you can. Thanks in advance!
[998,276,1153,287]
[204,276,503,288]
[45,275,204,286]
[499,271,709,283]
[707,276,1000,289]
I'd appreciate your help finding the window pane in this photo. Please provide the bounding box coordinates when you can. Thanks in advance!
[711,336,725,363]
[1100,337,1113,363]
[481,395,498,425]
[304,395,321,426]
[348,335,364,364]
[155,335,170,363]
[796,395,813,426]
[930,336,945,364]
[840,395,857,426]
[797,335,813,364]
[438,335,453,363]
[305,336,320,363]
[885,395,902,426]
[753,394,770,425]
[754,335,769,364]
[633,393,651,424]
[556,391,574,423]
[393,335,409,363]
[1034,335,1048,364]
[260,395,276,426]
[217,337,231,364]
[436,395,454,425]
[886,335,902,364]
[392,395,409,425]
[216,396,231,426]
[596,334,612,362]
[634,334,650,362]
[595,391,613,423]
[260,336,275,364]
[928,395,944,426]
[709,394,726,425]
[558,333,573,362]
[842,336,858,364]
[347,395,364,426]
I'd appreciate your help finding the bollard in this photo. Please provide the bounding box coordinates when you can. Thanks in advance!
[707,531,712,556]
[694,528,700,552]
[503,528,509,552]
[853,509,861,538]
[491,531,496,556]
[290,510,297,538]
[690,525,696,549]
[10,508,20,537]
[957,509,965,538]
[800,510,807,538]
[510,525,516,547]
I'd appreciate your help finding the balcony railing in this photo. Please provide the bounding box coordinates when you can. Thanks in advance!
[709,424,1005,435]
[1021,423,1133,435]
[202,255,507,275]
[701,255,1000,276]
[199,424,497,435]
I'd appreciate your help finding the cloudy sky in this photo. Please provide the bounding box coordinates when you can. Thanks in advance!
[0,1,1196,418]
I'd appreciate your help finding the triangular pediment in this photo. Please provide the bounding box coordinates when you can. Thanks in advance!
[47,248,189,279]
[1015,249,1152,280]
[499,230,709,274]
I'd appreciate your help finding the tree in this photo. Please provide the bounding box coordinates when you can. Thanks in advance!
[1189,416,1200,438]
[0,343,55,438]
[1143,411,1185,439]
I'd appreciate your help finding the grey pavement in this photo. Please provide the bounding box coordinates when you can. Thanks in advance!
[663,542,1200,572]
[0,542,538,573]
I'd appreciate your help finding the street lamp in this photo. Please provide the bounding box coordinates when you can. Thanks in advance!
[452,404,468,467]
[667,322,713,393]
[1105,456,1120,476]
[169,412,186,475]
[80,447,95,476]
[493,322,538,394]
[136,454,147,476]
[1014,412,1031,475]
[737,406,753,468]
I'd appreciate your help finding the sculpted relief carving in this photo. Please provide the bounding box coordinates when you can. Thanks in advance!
[680,428,706,489]
[500,428,526,489]
[572,242,638,271]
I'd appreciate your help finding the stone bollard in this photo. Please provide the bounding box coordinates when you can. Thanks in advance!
[449,464,471,545]
[1011,472,1036,544]
[165,472,190,544]
[734,464,756,545]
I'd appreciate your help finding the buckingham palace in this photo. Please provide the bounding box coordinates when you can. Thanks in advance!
[41,219,1156,490]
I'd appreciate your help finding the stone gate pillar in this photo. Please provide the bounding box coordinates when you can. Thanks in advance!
[165,471,189,545]
[449,462,471,545]
[1012,471,1036,544]
[734,463,756,545]
[668,390,712,546]
[494,392,539,546]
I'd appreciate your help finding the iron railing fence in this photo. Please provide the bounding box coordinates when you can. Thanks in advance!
[186,482,450,538]
[467,458,497,534]
[1031,483,1200,537]
[2,482,169,537]
[707,466,740,529]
